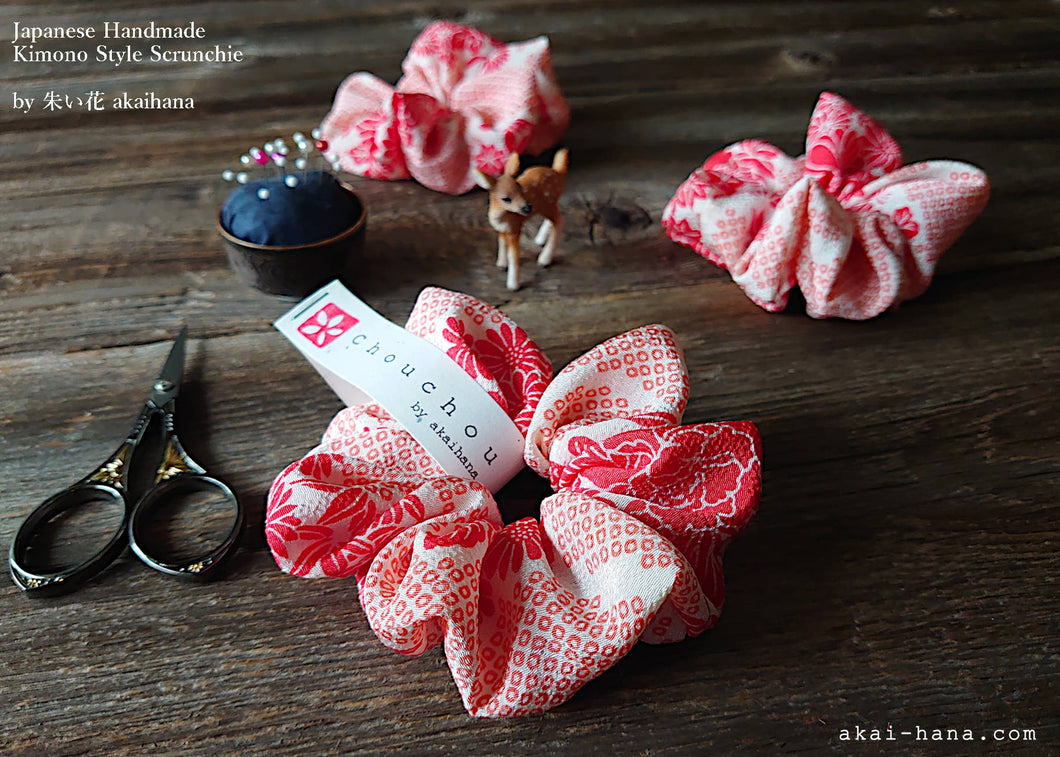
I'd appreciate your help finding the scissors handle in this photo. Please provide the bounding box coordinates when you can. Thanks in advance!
[9,409,147,596]
[10,430,243,594]
[9,479,130,597]
[129,472,244,579]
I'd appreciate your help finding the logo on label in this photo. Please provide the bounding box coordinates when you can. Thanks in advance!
[297,304,358,347]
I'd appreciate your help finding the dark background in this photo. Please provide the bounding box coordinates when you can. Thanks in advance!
[1,1,1056,754]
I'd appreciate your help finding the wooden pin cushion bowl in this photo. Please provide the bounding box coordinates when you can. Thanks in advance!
[216,180,367,299]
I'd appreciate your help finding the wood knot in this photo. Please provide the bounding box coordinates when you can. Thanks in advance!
[780,47,837,73]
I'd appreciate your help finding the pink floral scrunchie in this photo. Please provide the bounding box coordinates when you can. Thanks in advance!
[266,288,762,717]
[662,91,990,320]
[320,21,570,194]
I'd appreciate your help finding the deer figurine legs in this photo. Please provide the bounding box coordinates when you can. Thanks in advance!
[498,222,556,289]
[536,215,563,267]
[501,232,521,291]
[534,219,553,247]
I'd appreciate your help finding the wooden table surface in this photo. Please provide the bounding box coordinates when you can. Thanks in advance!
[1,1,1056,754]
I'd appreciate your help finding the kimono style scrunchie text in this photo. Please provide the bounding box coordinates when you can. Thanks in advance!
[320,22,570,195]
[266,288,762,717]
[662,91,990,320]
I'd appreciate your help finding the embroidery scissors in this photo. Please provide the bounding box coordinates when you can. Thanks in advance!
[9,327,244,596]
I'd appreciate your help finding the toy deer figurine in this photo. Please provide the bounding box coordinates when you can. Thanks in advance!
[473,149,568,290]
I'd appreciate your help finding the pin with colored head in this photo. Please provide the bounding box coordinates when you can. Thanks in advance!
[221,131,342,199]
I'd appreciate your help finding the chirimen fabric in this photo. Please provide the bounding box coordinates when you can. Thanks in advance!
[321,22,570,194]
[266,287,761,716]
[663,91,990,319]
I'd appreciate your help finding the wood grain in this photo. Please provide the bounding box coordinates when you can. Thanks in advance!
[1,1,1057,754]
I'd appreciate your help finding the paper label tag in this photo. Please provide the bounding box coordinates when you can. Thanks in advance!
[275,281,526,493]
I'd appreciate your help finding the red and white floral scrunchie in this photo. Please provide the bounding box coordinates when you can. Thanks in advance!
[266,288,762,717]
[662,91,990,320]
[320,21,570,195]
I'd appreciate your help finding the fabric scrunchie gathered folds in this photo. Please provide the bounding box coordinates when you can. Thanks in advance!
[320,21,570,194]
[662,91,990,320]
[266,288,762,717]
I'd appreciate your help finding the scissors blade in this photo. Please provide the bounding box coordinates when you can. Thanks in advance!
[151,326,187,403]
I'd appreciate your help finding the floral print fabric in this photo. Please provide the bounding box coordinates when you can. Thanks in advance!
[266,288,761,717]
[662,91,990,319]
[320,21,570,194]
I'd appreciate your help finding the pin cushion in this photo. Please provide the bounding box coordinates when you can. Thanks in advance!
[216,133,367,298]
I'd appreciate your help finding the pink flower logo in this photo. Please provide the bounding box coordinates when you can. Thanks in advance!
[298,304,358,348]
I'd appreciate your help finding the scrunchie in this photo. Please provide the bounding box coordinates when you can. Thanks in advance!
[320,21,570,195]
[266,287,552,577]
[662,91,990,320]
[266,290,762,717]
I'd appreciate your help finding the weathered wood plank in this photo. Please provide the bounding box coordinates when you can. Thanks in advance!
[0,0,1057,754]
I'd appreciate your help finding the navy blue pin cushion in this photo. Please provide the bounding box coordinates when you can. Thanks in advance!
[217,133,367,298]
[220,173,358,247]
